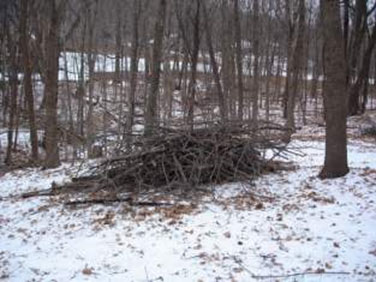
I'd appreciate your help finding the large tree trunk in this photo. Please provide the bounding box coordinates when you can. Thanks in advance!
[20,0,39,161]
[44,0,62,168]
[144,0,167,136]
[319,0,349,179]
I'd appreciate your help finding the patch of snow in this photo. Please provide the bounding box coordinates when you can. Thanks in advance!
[0,138,375,281]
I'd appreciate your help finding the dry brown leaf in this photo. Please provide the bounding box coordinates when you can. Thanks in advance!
[224,231,231,238]
[82,267,93,275]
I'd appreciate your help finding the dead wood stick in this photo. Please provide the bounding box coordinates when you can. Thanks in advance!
[249,271,351,280]
[231,255,350,279]
[64,197,173,207]
[173,153,188,183]
[20,188,58,199]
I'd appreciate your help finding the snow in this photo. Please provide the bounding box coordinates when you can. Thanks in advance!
[58,51,313,82]
[1,134,376,281]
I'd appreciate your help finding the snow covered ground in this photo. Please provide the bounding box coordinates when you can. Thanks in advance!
[0,133,376,281]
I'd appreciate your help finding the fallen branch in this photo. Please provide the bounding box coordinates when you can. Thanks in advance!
[64,197,173,207]
[20,188,58,199]
[250,271,351,280]
[231,255,350,280]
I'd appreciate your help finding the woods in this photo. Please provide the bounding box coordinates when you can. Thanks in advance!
[1,1,376,281]
[1,0,376,176]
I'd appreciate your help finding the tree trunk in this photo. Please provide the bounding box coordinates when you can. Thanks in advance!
[4,28,18,165]
[349,21,376,115]
[202,1,227,123]
[221,0,235,119]
[285,0,305,139]
[186,0,200,130]
[252,0,260,125]
[144,0,167,137]
[343,0,349,83]
[126,0,140,143]
[234,0,244,121]
[44,0,61,168]
[20,0,38,161]
[347,0,367,115]
[282,0,293,119]
[319,0,349,179]
[86,0,98,158]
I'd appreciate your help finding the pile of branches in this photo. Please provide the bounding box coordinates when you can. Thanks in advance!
[65,121,289,196]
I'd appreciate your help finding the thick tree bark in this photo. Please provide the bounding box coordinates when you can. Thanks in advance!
[319,0,349,179]
[144,0,167,136]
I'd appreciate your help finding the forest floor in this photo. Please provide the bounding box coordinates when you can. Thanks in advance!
[0,120,376,281]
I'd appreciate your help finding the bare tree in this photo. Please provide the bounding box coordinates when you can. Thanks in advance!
[44,0,65,168]
[285,0,305,140]
[234,0,244,121]
[20,0,39,161]
[221,0,236,119]
[144,0,167,136]
[252,0,260,125]
[319,0,349,178]
[4,20,18,165]
[86,0,99,158]
[126,0,141,142]
[202,1,227,123]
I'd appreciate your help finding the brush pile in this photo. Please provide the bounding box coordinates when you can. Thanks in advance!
[63,121,289,197]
